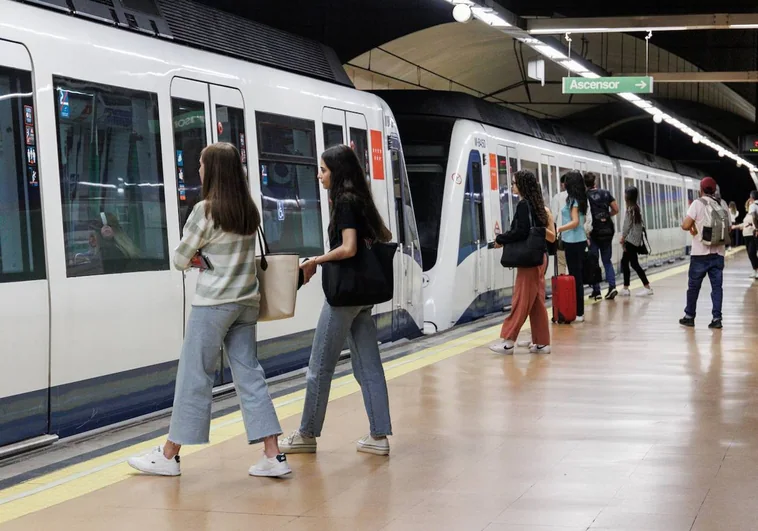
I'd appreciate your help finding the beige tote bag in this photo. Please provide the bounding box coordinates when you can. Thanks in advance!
[255,228,300,322]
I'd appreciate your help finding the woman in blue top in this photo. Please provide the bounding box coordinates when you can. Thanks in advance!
[556,171,588,322]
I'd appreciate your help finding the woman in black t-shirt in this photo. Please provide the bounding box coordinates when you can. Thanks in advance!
[280,144,395,457]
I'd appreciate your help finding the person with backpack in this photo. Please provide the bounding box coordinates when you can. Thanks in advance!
[584,172,619,300]
[679,177,730,329]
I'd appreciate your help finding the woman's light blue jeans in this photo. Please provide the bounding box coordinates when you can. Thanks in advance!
[168,303,282,445]
[299,303,392,438]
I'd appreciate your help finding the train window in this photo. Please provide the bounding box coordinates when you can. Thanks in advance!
[256,112,323,257]
[0,67,46,283]
[216,105,247,166]
[349,127,370,179]
[497,155,515,226]
[559,167,572,180]
[323,123,343,149]
[54,77,169,278]
[459,150,485,261]
[539,164,551,206]
[172,98,207,229]
[391,147,420,262]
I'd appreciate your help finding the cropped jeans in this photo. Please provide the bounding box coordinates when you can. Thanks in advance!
[168,303,282,445]
[299,303,392,438]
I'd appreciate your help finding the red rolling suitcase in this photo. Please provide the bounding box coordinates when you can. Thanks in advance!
[551,256,577,324]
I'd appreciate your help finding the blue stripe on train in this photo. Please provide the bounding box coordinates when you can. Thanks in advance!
[0,309,420,447]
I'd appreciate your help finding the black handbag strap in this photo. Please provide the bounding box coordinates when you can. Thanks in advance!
[642,227,652,253]
[257,227,271,271]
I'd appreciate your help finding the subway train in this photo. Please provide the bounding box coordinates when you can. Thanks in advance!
[376,91,704,333]
[0,0,424,450]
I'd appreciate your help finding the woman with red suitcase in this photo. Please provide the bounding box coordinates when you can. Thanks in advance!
[491,170,556,354]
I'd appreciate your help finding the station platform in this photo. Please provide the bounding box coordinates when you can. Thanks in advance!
[1,250,756,531]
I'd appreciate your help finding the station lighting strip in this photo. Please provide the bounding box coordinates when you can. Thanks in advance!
[443,0,758,176]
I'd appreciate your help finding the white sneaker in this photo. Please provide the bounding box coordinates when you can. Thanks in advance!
[357,435,390,456]
[517,340,533,348]
[249,454,292,477]
[754,271,758,279]
[574,315,585,323]
[278,431,317,454]
[529,344,551,354]
[127,446,181,476]
[619,288,631,297]
[637,288,654,297]
[489,341,515,354]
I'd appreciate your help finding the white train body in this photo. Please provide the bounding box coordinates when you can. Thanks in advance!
[0,0,423,449]
[379,91,703,333]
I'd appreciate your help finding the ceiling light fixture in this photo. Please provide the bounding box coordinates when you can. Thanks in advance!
[471,6,511,27]
[452,3,473,23]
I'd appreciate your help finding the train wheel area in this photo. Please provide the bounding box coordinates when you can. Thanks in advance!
[0,249,756,531]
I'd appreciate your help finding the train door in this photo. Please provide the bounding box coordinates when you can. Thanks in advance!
[0,42,51,448]
[170,78,247,385]
[496,146,519,299]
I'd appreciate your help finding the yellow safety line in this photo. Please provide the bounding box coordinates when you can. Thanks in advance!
[0,248,743,524]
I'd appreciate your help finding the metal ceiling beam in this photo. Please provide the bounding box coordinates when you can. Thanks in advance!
[526,13,758,34]
[619,72,758,83]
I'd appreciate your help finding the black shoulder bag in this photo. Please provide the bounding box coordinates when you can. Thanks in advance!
[322,238,399,307]
[500,202,547,268]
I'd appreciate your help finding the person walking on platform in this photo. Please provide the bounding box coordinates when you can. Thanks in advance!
[679,177,730,329]
[585,172,619,300]
[550,174,568,274]
[490,170,555,355]
[733,193,758,279]
[128,143,290,478]
[619,186,653,297]
[280,144,394,457]
[728,201,740,248]
[557,171,589,323]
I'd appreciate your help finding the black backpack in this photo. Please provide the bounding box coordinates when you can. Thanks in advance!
[589,190,614,241]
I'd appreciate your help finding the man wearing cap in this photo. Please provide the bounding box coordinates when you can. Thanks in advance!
[679,177,729,329]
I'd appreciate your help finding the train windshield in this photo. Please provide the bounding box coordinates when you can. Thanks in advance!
[398,117,454,272]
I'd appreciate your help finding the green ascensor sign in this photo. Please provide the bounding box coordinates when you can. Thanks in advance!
[562,76,654,95]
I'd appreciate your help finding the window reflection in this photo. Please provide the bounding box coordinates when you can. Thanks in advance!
[55,77,169,277]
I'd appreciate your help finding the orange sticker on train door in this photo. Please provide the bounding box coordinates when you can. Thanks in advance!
[370,130,385,180]
[489,153,498,190]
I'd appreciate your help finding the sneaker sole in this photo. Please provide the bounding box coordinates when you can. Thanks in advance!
[357,444,390,456]
[127,460,181,477]
[249,467,292,478]
[278,446,316,454]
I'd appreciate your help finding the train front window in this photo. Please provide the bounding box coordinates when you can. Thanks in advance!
[0,66,46,283]
[54,77,170,277]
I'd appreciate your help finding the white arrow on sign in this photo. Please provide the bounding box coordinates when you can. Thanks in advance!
[636,80,647,90]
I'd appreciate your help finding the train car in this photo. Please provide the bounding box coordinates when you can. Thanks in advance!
[0,0,423,452]
[377,91,698,334]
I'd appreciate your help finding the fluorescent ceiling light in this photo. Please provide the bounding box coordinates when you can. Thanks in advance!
[534,44,566,60]
[529,26,690,35]
[643,107,659,115]
[560,59,588,73]
[619,93,641,102]
[580,72,601,79]
[632,99,652,109]
[729,24,758,29]
[471,6,511,27]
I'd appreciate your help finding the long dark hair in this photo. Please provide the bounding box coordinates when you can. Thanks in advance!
[564,170,588,215]
[625,186,642,225]
[201,142,260,235]
[514,170,548,226]
[322,144,392,242]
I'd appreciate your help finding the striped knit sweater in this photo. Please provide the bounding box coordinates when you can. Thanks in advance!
[174,201,260,307]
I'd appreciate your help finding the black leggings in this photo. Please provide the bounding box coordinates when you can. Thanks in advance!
[621,244,649,287]
[564,241,586,317]
[747,236,758,270]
